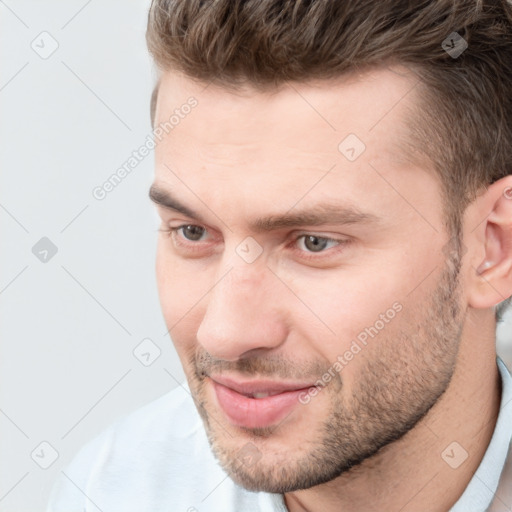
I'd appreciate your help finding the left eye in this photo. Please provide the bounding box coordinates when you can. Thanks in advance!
[297,235,339,253]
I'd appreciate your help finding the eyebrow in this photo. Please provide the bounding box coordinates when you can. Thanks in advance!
[149,184,379,231]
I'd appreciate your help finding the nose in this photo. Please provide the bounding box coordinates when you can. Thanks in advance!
[196,263,288,361]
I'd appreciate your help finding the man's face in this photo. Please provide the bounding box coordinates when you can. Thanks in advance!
[151,68,467,492]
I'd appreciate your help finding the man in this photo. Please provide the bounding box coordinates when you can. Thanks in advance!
[48,0,512,511]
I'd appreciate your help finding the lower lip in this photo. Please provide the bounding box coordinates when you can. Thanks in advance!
[211,379,314,429]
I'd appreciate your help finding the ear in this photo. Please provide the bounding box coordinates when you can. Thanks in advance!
[467,176,512,309]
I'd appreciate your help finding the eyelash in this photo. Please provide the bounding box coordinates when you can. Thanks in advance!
[157,225,349,260]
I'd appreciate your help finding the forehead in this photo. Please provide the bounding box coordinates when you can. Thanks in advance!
[152,66,438,231]
[155,66,418,133]
[154,66,423,170]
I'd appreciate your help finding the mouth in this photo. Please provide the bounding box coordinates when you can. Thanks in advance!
[208,375,319,429]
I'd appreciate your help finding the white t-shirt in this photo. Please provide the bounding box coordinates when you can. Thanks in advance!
[47,357,512,512]
[47,382,287,512]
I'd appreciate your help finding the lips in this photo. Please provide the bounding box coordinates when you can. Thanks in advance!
[209,375,318,429]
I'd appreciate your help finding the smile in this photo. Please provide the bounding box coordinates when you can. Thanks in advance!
[208,375,318,429]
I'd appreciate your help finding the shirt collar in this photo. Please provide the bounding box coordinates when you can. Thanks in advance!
[450,356,512,511]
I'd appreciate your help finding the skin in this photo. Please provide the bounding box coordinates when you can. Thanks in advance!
[150,66,511,511]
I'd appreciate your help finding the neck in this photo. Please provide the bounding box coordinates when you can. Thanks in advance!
[285,310,502,512]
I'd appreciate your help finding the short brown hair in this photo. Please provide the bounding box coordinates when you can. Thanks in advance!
[146,0,512,316]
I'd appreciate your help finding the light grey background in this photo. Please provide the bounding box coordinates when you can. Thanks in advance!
[1,1,186,511]
[1,2,512,511]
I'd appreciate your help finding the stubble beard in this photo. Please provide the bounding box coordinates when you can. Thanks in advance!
[186,249,465,493]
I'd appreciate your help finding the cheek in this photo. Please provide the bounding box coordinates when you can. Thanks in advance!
[284,263,410,365]
[155,245,211,339]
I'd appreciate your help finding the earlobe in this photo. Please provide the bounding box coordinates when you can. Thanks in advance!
[467,177,512,310]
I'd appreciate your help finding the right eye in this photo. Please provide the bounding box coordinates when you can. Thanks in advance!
[158,224,208,242]
[175,224,208,242]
